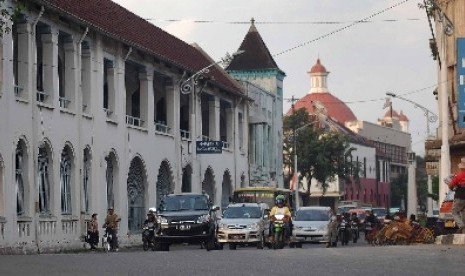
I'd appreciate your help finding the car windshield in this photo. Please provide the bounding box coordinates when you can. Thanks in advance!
[295,209,329,221]
[159,195,209,211]
[372,209,386,217]
[223,207,262,219]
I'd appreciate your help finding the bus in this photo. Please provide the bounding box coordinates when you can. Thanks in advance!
[232,187,295,210]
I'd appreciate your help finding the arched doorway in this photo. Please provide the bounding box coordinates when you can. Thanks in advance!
[181,165,192,193]
[82,147,92,214]
[221,170,232,209]
[202,167,215,204]
[127,157,146,232]
[156,160,173,206]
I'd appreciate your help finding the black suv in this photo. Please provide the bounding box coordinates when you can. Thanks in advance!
[153,193,219,251]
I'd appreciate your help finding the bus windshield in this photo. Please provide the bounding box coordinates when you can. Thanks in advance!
[232,187,293,209]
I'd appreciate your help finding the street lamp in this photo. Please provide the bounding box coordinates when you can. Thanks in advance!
[422,0,454,205]
[290,100,328,210]
[385,92,438,138]
[180,50,245,94]
[178,50,245,194]
[386,92,439,216]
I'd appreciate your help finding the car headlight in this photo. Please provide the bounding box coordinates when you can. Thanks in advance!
[319,224,328,231]
[157,216,168,224]
[196,214,210,223]
[294,226,303,230]
[248,223,259,230]
[218,223,228,230]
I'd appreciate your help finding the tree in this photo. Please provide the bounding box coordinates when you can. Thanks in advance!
[390,173,407,208]
[0,0,25,37]
[283,108,354,195]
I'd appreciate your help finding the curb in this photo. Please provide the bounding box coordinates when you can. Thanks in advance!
[435,234,465,245]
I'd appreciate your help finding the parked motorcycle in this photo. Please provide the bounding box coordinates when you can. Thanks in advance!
[338,220,350,246]
[142,222,156,251]
[350,221,359,243]
[102,227,118,252]
[271,214,287,249]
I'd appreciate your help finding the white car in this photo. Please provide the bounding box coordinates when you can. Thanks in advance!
[217,203,270,250]
[292,206,337,246]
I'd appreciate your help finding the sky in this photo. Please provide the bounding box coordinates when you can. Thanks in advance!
[112,0,438,156]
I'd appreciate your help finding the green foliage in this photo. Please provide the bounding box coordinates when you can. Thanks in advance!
[0,0,26,37]
[390,173,407,208]
[283,108,353,194]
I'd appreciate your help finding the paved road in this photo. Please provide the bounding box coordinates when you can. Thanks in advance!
[1,240,464,276]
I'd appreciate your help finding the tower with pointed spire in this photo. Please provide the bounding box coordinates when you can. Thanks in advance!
[226,18,286,188]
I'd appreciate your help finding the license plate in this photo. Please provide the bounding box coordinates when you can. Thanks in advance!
[445,221,455,228]
[179,225,191,230]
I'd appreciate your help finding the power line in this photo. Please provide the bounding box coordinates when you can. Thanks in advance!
[146,18,423,25]
[273,0,412,57]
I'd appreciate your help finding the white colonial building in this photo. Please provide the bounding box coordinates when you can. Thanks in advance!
[0,0,251,253]
[227,19,285,188]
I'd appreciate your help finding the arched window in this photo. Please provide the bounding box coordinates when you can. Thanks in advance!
[16,145,25,215]
[82,148,91,214]
[38,145,51,214]
[127,157,145,232]
[60,146,72,214]
[106,154,115,208]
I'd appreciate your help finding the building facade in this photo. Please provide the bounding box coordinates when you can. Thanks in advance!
[0,0,250,253]
[288,59,396,210]
[227,19,285,188]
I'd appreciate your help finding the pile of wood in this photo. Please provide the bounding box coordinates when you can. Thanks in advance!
[366,218,435,245]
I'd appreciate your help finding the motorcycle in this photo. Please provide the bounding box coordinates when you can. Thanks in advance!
[350,221,359,243]
[271,214,287,249]
[338,220,350,246]
[102,227,118,252]
[142,222,156,251]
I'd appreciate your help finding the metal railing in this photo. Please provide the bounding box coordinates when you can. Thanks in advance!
[14,85,23,97]
[103,108,113,117]
[126,115,144,127]
[59,97,71,109]
[36,90,48,103]
[180,129,190,139]
[155,121,170,134]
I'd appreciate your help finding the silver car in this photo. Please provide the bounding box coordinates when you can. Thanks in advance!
[292,206,337,246]
[217,203,270,250]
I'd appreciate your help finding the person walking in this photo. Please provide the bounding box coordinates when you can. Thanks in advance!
[447,157,465,234]
[87,213,99,250]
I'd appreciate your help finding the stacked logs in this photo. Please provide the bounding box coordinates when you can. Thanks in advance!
[366,217,435,245]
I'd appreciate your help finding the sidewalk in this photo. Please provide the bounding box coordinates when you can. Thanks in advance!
[435,234,465,245]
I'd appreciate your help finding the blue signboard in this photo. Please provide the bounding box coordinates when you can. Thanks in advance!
[196,141,223,154]
[457,38,465,128]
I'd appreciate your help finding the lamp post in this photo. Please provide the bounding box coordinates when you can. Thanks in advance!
[290,100,327,211]
[420,0,454,209]
[179,50,245,194]
[386,92,439,216]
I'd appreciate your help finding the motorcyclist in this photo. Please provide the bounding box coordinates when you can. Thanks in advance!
[364,210,378,234]
[349,212,360,240]
[143,208,157,227]
[269,195,292,243]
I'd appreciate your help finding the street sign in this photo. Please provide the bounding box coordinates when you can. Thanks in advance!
[426,161,439,176]
[457,38,465,128]
[196,141,223,154]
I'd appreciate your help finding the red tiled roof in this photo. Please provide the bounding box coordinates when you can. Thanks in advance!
[399,110,409,121]
[309,58,327,74]
[39,0,243,94]
[384,108,399,118]
[287,93,357,123]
